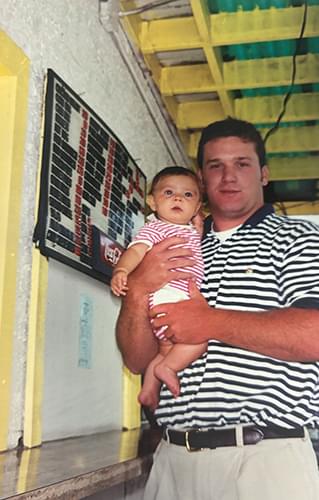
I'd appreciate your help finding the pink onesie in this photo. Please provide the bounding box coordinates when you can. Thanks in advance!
[129,216,204,339]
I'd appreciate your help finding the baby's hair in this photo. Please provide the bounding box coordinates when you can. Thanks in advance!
[149,166,200,194]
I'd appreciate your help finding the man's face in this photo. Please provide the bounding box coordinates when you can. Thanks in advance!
[199,136,269,230]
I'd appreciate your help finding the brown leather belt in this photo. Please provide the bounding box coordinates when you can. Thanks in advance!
[162,425,305,452]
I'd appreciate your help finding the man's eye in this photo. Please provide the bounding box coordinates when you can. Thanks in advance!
[238,162,249,168]
[164,189,173,196]
[185,192,193,198]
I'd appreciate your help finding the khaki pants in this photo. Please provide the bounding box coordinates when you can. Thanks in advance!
[144,431,319,500]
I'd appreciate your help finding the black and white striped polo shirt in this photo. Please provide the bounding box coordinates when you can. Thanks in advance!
[155,204,319,429]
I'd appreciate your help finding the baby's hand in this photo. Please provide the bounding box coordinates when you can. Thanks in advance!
[111,271,129,297]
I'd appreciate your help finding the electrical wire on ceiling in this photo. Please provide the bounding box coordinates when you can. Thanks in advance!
[263,0,308,145]
[119,0,180,17]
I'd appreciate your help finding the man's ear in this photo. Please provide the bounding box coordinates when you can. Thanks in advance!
[261,165,269,186]
[147,194,156,212]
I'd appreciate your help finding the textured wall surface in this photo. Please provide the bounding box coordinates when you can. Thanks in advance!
[0,0,187,446]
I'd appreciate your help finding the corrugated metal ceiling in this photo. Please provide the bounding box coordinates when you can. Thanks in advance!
[120,0,319,215]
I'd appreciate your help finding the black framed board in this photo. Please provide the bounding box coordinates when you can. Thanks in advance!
[34,69,146,283]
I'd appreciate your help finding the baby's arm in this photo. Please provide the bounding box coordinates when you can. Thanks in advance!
[111,243,149,296]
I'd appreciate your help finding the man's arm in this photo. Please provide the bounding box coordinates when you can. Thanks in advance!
[116,285,156,373]
[115,236,194,373]
[150,282,319,362]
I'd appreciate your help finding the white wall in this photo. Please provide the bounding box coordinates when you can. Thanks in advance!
[0,0,187,446]
[43,261,123,441]
[292,215,319,224]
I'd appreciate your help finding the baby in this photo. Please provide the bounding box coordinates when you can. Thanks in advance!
[111,166,207,410]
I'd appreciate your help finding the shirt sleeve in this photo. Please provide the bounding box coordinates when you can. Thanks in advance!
[127,222,163,250]
[279,222,319,309]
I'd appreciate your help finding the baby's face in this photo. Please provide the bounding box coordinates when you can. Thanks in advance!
[148,175,201,225]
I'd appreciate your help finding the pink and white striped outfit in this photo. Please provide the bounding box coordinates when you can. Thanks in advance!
[129,216,204,339]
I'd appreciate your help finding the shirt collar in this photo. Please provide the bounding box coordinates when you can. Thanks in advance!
[242,203,274,228]
[203,203,274,238]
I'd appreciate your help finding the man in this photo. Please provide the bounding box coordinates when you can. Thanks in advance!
[116,118,319,499]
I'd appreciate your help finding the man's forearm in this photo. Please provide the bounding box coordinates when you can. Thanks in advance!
[212,307,319,361]
[150,286,319,361]
[116,289,158,373]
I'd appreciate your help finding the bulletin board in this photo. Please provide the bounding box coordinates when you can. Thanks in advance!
[33,69,146,283]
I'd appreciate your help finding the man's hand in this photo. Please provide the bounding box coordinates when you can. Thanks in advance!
[128,236,195,296]
[191,210,204,237]
[149,280,211,344]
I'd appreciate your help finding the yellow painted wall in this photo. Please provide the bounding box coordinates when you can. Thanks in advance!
[0,31,29,451]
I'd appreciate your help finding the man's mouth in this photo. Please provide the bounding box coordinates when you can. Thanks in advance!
[220,189,240,195]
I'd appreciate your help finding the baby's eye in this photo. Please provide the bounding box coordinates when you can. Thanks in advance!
[185,191,193,198]
[164,189,173,196]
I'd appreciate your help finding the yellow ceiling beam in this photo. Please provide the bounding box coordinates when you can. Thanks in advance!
[188,125,319,159]
[236,92,319,124]
[190,0,233,116]
[175,92,319,129]
[160,54,319,96]
[224,54,319,89]
[161,64,217,96]
[119,3,192,158]
[211,5,319,46]
[138,57,194,155]
[144,54,163,90]
[274,202,319,216]
[119,1,141,47]
[262,125,319,154]
[119,3,164,88]
[268,157,319,181]
[140,16,201,53]
[139,6,319,53]
[176,100,225,129]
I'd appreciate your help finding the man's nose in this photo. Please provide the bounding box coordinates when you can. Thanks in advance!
[222,166,237,181]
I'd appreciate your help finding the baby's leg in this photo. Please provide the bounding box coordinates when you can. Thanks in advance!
[138,341,173,410]
[138,352,164,411]
[154,342,207,398]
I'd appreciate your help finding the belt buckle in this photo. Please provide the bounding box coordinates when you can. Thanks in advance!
[185,430,203,452]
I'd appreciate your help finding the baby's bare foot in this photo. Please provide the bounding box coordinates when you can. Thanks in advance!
[154,363,180,398]
[138,388,159,412]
